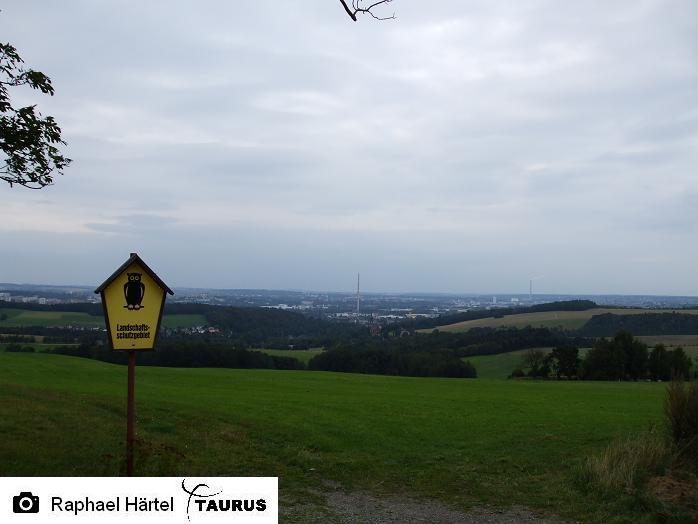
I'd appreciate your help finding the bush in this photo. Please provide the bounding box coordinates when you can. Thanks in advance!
[5,344,35,352]
[582,332,649,381]
[665,381,698,462]
[575,431,670,494]
[574,384,698,520]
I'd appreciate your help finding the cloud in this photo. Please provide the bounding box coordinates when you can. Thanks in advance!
[1,0,697,294]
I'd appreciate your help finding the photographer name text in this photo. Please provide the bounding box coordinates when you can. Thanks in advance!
[52,496,173,515]
[0,476,278,523]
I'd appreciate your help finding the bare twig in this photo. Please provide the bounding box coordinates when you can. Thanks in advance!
[339,0,395,22]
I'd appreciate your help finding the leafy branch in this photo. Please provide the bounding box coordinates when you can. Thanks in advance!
[0,42,70,189]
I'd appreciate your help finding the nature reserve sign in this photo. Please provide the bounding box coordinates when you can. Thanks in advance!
[95,253,174,475]
[95,253,173,351]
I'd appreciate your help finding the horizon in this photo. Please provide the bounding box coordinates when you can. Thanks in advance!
[2,280,698,300]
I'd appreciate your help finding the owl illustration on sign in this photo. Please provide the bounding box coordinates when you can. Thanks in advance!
[124,272,145,310]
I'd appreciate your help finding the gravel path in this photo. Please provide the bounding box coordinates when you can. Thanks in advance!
[281,488,559,523]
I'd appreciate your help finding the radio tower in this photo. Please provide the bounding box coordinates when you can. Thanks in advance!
[356,272,361,317]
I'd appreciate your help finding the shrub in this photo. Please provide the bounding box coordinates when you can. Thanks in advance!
[575,431,670,494]
[665,381,698,462]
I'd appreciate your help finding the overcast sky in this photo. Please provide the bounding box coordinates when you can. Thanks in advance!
[1,1,697,294]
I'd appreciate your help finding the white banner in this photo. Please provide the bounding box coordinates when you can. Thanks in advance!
[0,477,277,524]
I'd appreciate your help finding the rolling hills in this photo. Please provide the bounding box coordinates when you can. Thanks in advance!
[431,308,698,333]
[0,307,206,329]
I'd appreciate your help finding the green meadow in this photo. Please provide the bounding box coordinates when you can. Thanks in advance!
[432,308,698,332]
[0,352,668,522]
[0,308,206,329]
[0,308,102,327]
[465,348,552,379]
[0,342,79,351]
[253,348,324,364]
[160,314,208,329]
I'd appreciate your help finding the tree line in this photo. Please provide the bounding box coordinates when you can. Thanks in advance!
[308,348,476,378]
[513,331,694,381]
[52,342,304,370]
[0,302,366,348]
[579,312,698,337]
[287,325,581,379]
[348,325,588,358]
[48,341,475,379]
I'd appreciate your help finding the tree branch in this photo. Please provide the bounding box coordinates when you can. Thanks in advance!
[1,41,69,189]
[338,0,357,21]
[339,0,395,22]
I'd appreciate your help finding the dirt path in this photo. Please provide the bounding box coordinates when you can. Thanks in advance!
[282,489,558,523]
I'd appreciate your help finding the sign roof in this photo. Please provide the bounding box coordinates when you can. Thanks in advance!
[95,253,173,351]
[95,253,174,295]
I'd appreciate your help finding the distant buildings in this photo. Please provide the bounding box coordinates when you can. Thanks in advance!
[0,293,64,305]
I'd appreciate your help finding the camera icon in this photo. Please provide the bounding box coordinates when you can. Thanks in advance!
[13,492,39,513]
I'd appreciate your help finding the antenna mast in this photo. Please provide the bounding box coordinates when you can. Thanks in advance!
[356,272,361,317]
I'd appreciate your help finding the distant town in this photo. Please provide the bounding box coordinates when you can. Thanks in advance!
[2,282,698,326]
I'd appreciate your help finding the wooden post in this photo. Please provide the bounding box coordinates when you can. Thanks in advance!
[126,350,136,476]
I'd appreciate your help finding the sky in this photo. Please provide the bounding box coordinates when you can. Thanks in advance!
[1,0,697,295]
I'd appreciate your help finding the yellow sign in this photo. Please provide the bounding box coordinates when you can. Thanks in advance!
[95,253,173,351]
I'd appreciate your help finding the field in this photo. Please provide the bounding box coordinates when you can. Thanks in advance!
[160,314,207,329]
[0,308,103,327]
[432,308,698,332]
[637,335,698,357]
[466,348,548,379]
[0,352,668,522]
[0,342,79,351]
[253,348,324,364]
[0,308,206,329]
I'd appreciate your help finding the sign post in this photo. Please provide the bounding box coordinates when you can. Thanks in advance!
[95,253,173,476]
[127,350,135,475]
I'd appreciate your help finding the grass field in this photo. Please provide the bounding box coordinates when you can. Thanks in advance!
[0,308,103,327]
[466,348,548,379]
[0,342,79,351]
[0,308,206,329]
[252,348,324,364]
[0,352,669,522]
[160,314,207,328]
[432,308,698,332]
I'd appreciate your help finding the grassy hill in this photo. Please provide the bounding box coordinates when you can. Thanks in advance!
[0,307,206,329]
[0,352,668,522]
[432,308,698,333]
